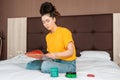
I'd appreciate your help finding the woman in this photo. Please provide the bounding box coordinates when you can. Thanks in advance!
[26,2,76,73]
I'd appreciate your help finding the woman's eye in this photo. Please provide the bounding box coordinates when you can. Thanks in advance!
[46,19,50,23]
[42,19,51,24]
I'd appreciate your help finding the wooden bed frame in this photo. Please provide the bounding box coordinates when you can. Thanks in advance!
[0,32,2,59]
[27,14,113,60]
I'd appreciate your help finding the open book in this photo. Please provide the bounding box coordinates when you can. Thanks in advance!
[25,50,44,59]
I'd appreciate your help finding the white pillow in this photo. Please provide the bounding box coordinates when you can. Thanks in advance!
[80,51,111,60]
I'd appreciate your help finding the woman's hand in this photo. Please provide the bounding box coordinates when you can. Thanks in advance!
[45,53,56,59]
[35,54,45,60]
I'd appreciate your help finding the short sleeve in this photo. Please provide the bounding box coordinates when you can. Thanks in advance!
[63,28,73,48]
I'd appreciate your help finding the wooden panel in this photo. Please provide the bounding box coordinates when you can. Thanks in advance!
[7,18,27,58]
[113,13,120,64]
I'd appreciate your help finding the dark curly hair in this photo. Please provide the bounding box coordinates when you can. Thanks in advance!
[40,2,60,17]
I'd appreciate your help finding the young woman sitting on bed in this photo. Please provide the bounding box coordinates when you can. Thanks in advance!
[26,2,76,73]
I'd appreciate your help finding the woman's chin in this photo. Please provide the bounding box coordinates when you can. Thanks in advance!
[47,28,51,31]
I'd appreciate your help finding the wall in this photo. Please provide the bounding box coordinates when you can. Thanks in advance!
[1,0,120,59]
[1,0,120,17]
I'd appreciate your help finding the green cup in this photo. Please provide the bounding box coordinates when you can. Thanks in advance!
[50,67,59,77]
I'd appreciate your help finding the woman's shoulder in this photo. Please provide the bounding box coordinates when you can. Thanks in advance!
[58,26,71,32]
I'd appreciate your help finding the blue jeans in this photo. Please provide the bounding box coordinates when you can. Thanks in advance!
[26,58,76,73]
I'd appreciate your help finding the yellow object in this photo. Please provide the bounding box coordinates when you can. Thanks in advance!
[46,27,76,61]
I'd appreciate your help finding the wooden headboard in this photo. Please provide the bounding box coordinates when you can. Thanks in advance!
[27,14,113,60]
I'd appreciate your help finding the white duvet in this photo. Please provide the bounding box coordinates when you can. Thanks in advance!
[0,54,120,80]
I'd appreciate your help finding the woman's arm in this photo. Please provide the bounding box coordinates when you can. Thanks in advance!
[45,41,74,59]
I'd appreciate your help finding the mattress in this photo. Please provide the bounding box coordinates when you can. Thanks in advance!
[0,53,120,80]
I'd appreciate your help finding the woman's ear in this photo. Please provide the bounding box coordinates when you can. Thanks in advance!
[53,17,56,23]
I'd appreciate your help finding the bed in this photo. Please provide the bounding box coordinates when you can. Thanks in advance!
[1,14,120,80]
[0,51,120,80]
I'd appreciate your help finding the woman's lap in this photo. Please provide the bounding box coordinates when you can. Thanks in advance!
[26,59,76,73]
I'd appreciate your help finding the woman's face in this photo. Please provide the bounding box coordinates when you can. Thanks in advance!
[41,14,56,31]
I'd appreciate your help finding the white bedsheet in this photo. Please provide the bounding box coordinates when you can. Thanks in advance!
[0,54,120,80]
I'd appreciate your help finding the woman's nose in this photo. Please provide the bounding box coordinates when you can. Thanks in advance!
[44,23,48,26]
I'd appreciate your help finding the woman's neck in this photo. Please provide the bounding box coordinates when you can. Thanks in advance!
[51,24,58,33]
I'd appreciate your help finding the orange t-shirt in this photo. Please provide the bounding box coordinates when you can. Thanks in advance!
[46,27,76,61]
